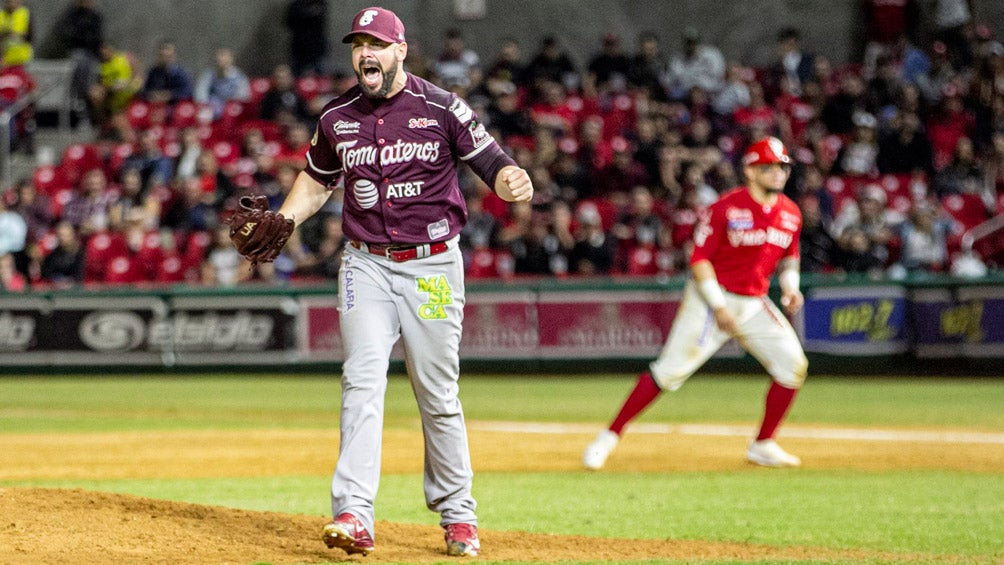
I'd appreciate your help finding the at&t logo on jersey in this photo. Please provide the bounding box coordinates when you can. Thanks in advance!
[353,179,380,209]
[387,180,424,198]
[408,117,439,128]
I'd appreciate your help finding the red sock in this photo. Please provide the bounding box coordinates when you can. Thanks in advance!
[609,372,662,435]
[757,381,798,441]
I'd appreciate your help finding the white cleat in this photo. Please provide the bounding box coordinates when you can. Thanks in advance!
[746,439,801,468]
[583,429,619,470]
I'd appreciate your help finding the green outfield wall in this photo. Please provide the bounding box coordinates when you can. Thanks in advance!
[0,273,1001,375]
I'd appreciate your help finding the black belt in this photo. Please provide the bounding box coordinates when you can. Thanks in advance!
[350,240,450,262]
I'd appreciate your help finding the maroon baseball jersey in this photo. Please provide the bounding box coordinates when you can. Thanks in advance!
[305,73,516,245]
[690,187,802,296]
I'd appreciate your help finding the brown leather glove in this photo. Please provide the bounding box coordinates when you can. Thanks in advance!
[227,195,294,264]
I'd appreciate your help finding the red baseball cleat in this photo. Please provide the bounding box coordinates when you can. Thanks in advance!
[444,522,480,556]
[322,512,375,556]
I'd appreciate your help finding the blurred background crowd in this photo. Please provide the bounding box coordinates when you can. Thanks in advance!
[1,0,1003,291]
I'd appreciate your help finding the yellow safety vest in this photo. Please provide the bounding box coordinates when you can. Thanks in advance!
[0,7,32,65]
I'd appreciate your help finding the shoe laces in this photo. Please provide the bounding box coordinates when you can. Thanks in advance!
[445,522,478,542]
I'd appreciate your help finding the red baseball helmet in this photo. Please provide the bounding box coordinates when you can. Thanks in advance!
[743,136,791,166]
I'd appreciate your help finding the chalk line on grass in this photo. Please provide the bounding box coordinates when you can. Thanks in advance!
[468,421,1004,445]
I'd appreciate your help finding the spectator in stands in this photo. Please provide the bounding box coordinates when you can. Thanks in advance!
[822,72,869,136]
[161,174,215,233]
[529,79,580,139]
[0,0,32,67]
[459,190,500,271]
[0,56,35,151]
[61,167,116,237]
[0,190,26,260]
[836,225,886,276]
[201,223,243,286]
[890,200,956,277]
[40,220,85,287]
[108,166,159,232]
[173,126,203,180]
[666,27,725,101]
[194,47,251,120]
[611,185,663,271]
[626,30,669,101]
[832,182,902,267]
[927,84,976,170]
[859,0,921,79]
[88,41,139,130]
[258,63,310,125]
[568,201,616,275]
[0,251,24,291]
[833,111,880,176]
[433,28,480,90]
[932,0,974,70]
[284,0,327,77]
[799,193,838,273]
[51,0,103,106]
[11,178,50,242]
[931,136,985,199]
[765,26,815,100]
[141,40,193,106]
[877,110,934,175]
[484,37,526,90]
[524,35,578,100]
[712,61,751,119]
[585,32,631,95]
[300,213,345,280]
[122,127,174,193]
[486,81,532,141]
[594,136,650,198]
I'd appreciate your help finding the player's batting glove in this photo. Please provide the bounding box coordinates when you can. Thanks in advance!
[227,195,295,264]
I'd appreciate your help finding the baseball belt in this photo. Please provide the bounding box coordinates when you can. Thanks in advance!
[350,240,450,262]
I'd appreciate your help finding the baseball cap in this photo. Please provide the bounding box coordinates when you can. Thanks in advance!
[743,136,791,166]
[342,7,406,44]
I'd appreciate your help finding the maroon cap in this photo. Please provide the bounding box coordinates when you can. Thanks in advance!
[342,7,406,44]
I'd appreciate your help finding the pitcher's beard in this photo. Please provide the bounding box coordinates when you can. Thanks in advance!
[359,65,399,99]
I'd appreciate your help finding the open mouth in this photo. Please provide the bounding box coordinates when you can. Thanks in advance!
[359,60,383,89]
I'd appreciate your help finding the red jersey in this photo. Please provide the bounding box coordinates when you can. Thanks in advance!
[690,186,802,296]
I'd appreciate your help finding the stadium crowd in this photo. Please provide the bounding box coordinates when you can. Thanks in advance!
[1,0,1003,291]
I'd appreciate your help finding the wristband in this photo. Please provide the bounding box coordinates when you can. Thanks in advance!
[779,269,800,293]
[697,278,727,310]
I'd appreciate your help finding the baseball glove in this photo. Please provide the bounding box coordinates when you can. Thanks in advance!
[227,195,295,264]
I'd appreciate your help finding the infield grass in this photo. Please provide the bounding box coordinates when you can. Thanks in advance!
[2,373,1002,564]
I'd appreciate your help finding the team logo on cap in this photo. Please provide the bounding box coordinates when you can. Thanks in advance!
[768,137,785,159]
[359,9,379,26]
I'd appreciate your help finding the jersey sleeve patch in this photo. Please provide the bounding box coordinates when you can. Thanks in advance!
[468,119,490,148]
[449,98,474,123]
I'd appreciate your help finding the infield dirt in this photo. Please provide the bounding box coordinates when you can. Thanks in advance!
[2,426,999,564]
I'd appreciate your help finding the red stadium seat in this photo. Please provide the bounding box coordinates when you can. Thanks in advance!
[32,164,71,196]
[49,187,76,219]
[83,232,129,282]
[37,229,58,257]
[155,252,186,283]
[466,247,498,279]
[625,244,659,275]
[249,77,272,105]
[295,75,331,101]
[106,142,136,177]
[60,143,103,186]
[941,193,990,232]
[125,100,152,129]
[103,254,145,284]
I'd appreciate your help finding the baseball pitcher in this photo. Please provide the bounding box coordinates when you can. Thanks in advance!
[228,6,533,557]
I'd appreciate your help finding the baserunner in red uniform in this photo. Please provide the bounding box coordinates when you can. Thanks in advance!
[583,136,808,470]
[274,6,533,558]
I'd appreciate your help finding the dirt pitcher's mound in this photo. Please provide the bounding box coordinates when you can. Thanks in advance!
[1,488,951,564]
